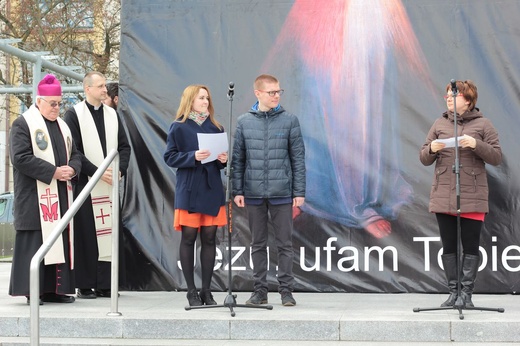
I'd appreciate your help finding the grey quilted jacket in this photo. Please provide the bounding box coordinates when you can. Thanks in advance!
[232,104,306,199]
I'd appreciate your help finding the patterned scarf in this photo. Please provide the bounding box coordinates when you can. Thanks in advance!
[188,111,209,125]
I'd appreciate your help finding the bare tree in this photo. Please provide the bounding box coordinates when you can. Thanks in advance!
[1,0,121,92]
[0,0,121,191]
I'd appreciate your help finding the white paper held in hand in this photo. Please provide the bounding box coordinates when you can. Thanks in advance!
[433,135,465,148]
[197,132,229,164]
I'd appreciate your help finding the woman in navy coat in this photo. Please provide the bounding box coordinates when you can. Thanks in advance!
[164,85,227,306]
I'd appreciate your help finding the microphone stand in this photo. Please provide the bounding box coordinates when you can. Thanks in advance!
[185,82,273,316]
[414,80,504,319]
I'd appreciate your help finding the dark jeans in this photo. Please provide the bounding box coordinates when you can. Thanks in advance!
[246,201,294,293]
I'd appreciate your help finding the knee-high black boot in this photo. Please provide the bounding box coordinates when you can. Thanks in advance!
[461,254,480,308]
[441,253,459,307]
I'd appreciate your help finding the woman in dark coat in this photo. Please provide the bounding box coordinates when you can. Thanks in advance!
[164,85,227,306]
[419,80,502,308]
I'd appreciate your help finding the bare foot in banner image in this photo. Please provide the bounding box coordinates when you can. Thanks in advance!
[292,206,302,219]
[365,219,392,239]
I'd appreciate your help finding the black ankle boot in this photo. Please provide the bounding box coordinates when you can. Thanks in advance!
[199,289,217,305]
[442,292,458,307]
[186,289,203,306]
[461,291,474,308]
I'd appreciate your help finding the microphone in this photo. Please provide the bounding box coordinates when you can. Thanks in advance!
[450,79,458,94]
[227,82,235,99]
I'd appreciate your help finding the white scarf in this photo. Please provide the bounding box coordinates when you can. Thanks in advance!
[23,105,74,267]
[74,101,118,262]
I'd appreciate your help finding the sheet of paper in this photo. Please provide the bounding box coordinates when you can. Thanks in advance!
[197,132,229,164]
[433,136,464,148]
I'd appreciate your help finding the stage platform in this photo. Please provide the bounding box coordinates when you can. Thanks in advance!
[0,262,518,345]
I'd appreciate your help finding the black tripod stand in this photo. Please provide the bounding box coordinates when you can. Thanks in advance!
[185,82,273,316]
[413,79,504,320]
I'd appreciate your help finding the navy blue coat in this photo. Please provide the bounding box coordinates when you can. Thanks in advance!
[164,118,226,216]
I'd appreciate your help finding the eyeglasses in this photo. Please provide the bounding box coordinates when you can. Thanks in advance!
[40,98,63,108]
[89,84,107,89]
[258,89,284,97]
[444,93,464,99]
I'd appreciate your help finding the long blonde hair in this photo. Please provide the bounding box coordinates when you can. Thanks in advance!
[175,85,222,129]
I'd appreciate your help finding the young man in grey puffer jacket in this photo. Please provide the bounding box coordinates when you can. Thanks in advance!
[232,74,306,307]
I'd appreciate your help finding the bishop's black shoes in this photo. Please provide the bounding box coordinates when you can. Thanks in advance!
[26,296,43,305]
[41,293,75,303]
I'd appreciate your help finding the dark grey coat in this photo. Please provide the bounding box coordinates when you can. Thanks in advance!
[232,104,306,199]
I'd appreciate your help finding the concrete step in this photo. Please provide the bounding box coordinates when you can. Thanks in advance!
[0,292,516,343]
[0,263,517,344]
[2,339,520,346]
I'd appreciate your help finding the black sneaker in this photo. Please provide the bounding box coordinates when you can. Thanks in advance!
[245,290,268,305]
[281,291,296,306]
[186,289,203,306]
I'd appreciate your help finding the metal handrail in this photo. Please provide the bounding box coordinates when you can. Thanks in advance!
[29,149,120,346]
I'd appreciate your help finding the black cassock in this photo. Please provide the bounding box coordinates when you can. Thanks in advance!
[9,118,77,296]
[64,103,131,290]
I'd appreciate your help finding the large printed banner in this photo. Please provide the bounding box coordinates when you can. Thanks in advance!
[119,0,520,293]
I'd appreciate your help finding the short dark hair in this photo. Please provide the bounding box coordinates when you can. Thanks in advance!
[106,82,119,100]
[445,80,478,110]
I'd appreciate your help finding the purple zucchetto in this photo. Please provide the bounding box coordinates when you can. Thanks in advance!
[37,74,62,96]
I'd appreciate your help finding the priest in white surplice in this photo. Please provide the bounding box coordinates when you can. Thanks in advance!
[63,72,131,299]
[9,74,81,305]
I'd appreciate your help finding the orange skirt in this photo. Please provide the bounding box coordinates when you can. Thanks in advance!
[173,206,227,231]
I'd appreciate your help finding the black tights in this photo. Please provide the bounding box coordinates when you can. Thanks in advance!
[436,213,482,256]
[179,225,217,291]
